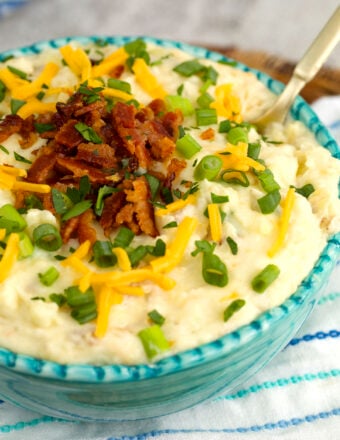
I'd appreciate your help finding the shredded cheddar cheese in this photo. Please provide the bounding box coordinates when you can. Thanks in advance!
[210,83,242,122]
[155,194,196,216]
[268,187,296,257]
[12,181,51,193]
[91,47,128,77]
[0,233,20,283]
[0,229,6,241]
[132,58,167,99]
[208,203,223,242]
[112,247,132,271]
[17,100,57,119]
[95,286,123,338]
[59,45,92,82]
[0,165,27,177]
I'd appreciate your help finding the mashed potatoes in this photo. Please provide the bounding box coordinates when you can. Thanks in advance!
[0,39,338,364]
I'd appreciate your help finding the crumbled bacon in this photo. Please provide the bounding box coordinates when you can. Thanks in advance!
[8,86,188,244]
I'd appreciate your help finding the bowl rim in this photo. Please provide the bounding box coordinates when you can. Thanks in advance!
[0,35,339,383]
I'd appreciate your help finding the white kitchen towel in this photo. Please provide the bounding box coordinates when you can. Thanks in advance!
[0,97,339,439]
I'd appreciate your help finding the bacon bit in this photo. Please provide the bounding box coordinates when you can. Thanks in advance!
[99,191,125,236]
[200,127,215,141]
[55,157,110,184]
[61,216,80,243]
[75,142,118,169]
[77,209,97,245]
[163,158,187,192]
[27,151,58,183]
[55,119,83,149]
[124,176,158,237]
[108,64,125,78]
[19,116,38,149]
[0,114,23,143]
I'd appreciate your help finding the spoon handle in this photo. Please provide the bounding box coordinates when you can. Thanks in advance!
[294,6,340,82]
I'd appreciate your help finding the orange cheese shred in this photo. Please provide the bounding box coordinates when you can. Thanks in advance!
[0,233,20,283]
[208,203,223,242]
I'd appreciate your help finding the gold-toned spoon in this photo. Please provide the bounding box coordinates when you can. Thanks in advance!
[252,6,340,129]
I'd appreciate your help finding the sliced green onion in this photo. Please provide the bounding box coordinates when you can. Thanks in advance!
[226,236,238,255]
[176,133,202,159]
[148,309,165,326]
[0,204,27,233]
[51,188,73,215]
[38,266,60,286]
[218,119,232,133]
[173,59,204,77]
[65,285,96,307]
[138,324,170,360]
[194,155,223,181]
[202,252,228,287]
[211,193,229,204]
[34,122,55,133]
[62,200,92,221]
[93,241,117,268]
[165,95,194,116]
[257,190,281,214]
[247,142,261,159]
[10,99,26,115]
[18,232,34,259]
[163,221,178,229]
[113,227,135,248]
[49,293,67,306]
[251,264,280,293]
[176,84,184,95]
[191,239,216,257]
[71,303,97,324]
[150,238,166,257]
[226,126,248,144]
[107,78,131,94]
[221,170,249,187]
[74,122,102,144]
[201,65,218,85]
[128,245,149,267]
[197,92,214,109]
[256,169,280,193]
[195,108,217,126]
[223,299,246,322]
[295,183,315,198]
[32,223,62,251]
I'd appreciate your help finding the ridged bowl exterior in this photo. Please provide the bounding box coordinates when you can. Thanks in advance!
[0,36,338,422]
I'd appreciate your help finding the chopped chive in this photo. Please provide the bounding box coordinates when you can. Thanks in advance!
[138,324,170,360]
[251,264,280,293]
[194,155,223,181]
[107,78,131,94]
[202,252,228,287]
[295,183,315,198]
[36,91,45,100]
[0,79,6,102]
[38,266,60,286]
[34,122,55,133]
[32,223,62,251]
[74,122,102,144]
[95,185,118,216]
[200,65,218,85]
[65,285,95,307]
[195,108,217,126]
[113,227,135,248]
[173,59,204,77]
[150,238,166,257]
[145,173,160,200]
[257,190,281,214]
[226,236,238,255]
[10,99,26,115]
[0,144,9,154]
[223,299,245,322]
[211,193,229,204]
[163,221,178,229]
[128,245,149,267]
[191,239,216,257]
[71,303,97,324]
[0,204,27,233]
[14,151,32,164]
[49,293,67,306]
[226,126,248,144]
[62,200,92,221]
[176,84,184,95]
[165,95,194,116]
[148,309,165,326]
[51,188,73,215]
[176,133,202,159]
[92,241,117,268]
[7,65,29,80]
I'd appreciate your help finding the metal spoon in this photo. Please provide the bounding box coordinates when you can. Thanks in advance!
[252,6,340,129]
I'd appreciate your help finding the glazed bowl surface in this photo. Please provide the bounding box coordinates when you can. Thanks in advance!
[0,35,339,422]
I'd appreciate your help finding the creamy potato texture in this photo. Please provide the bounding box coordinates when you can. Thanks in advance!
[0,40,339,364]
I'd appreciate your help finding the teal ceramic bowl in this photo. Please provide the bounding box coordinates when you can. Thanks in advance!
[0,36,339,422]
